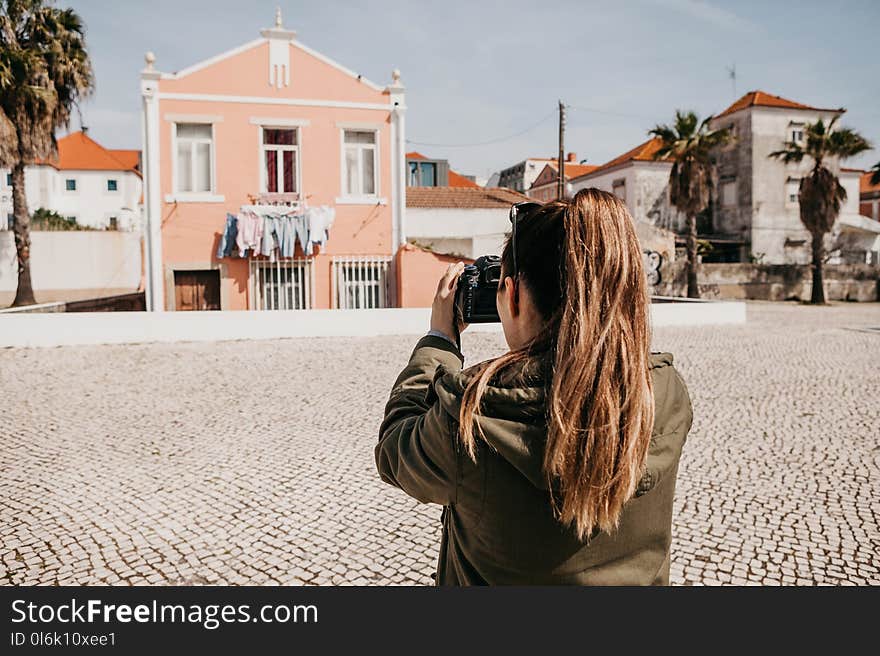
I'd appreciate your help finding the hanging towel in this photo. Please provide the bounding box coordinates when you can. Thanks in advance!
[216,213,239,258]
[305,206,336,254]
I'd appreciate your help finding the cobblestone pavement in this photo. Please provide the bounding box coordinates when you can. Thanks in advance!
[2,302,879,586]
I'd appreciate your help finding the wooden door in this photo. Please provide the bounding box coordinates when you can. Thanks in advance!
[174,270,221,311]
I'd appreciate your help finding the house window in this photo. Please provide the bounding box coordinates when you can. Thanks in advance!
[175,123,214,193]
[408,161,436,187]
[261,128,298,194]
[789,124,805,145]
[785,178,800,206]
[65,179,76,191]
[343,130,377,196]
[109,217,118,230]
[612,178,626,201]
[721,180,737,207]
[6,213,12,229]
[5,173,11,187]
[332,256,390,309]
[107,179,118,192]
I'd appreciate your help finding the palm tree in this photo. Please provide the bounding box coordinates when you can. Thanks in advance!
[0,0,93,306]
[649,110,732,298]
[769,117,871,304]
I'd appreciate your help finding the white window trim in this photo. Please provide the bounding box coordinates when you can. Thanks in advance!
[340,127,381,201]
[249,117,310,127]
[105,178,120,194]
[785,178,800,207]
[64,178,78,193]
[258,125,302,195]
[171,121,221,202]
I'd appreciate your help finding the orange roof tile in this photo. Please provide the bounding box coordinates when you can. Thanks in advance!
[568,138,665,181]
[447,169,480,188]
[109,149,140,171]
[717,90,843,118]
[406,186,530,209]
[36,131,140,174]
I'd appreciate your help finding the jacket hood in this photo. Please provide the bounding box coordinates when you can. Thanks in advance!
[431,351,680,494]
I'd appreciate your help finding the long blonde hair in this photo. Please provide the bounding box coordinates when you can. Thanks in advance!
[458,188,655,540]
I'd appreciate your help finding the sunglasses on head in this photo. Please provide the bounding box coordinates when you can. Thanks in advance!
[507,201,543,289]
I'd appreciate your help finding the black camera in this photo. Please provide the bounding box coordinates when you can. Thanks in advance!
[455,255,502,323]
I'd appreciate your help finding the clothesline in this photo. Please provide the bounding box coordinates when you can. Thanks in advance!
[216,203,336,261]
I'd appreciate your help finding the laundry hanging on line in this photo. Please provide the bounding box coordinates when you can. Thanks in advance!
[216,204,336,260]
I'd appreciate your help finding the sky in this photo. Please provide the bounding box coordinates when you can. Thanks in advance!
[65,0,880,179]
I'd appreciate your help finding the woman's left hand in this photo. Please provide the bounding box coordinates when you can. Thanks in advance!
[430,262,467,342]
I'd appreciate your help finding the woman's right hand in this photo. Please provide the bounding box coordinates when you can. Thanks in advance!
[430,262,467,342]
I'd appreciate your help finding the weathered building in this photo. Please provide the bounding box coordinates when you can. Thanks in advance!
[709,91,879,264]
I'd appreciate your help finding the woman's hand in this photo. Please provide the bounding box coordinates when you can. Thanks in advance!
[430,262,467,342]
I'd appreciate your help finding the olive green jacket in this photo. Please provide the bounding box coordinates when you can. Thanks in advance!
[376,335,693,586]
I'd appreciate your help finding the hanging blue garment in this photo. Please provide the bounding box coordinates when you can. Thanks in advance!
[216,213,239,258]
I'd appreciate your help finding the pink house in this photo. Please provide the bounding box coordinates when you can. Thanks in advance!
[139,10,406,311]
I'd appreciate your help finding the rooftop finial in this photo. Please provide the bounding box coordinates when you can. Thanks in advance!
[144,51,155,71]
[392,69,401,85]
[275,6,283,28]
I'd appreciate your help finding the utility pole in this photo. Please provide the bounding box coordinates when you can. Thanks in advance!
[557,100,566,199]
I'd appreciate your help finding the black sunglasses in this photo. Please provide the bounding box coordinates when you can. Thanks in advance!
[508,202,542,290]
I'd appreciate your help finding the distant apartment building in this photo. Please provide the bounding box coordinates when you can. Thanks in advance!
[0,131,142,231]
[496,157,556,193]
[139,10,407,311]
[572,91,880,264]
[861,171,880,222]
[406,152,479,188]
[527,153,597,201]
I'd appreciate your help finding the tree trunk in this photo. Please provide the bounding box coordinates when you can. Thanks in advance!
[11,162,36,307]
[809,230,826,305]
[686,213,700,299]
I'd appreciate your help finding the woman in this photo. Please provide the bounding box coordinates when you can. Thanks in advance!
[376,188,693,585]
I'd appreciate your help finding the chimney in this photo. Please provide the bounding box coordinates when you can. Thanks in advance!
[566,152,576,163]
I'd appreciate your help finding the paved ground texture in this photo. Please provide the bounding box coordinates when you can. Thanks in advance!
[2,302,879,586]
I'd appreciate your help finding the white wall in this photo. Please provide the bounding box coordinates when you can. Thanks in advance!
[0,166,142,231]
[570,162,678,261]
[0,231,142,293]
[407,207,510,257]
[0,301,747,348]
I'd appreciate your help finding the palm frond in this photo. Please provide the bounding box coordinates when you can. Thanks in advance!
[827,128,871,159]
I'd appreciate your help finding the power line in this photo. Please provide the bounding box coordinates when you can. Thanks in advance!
[406,109,557,148]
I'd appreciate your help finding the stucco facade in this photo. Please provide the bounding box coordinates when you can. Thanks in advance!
[140,12,406,311]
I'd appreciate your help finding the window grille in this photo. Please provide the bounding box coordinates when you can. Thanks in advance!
[331,256,391,309]
[249,258,313,311]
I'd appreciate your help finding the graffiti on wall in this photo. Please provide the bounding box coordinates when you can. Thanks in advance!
[643,250,663,286]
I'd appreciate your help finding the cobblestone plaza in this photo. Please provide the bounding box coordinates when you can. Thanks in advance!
[2,302,878,586]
